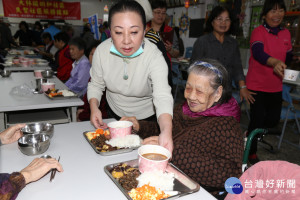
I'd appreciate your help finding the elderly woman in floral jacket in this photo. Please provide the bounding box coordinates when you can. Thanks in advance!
[122,59,244,197]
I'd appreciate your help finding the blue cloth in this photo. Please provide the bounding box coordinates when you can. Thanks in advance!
[65,55,91,97]
[44,25,61,40]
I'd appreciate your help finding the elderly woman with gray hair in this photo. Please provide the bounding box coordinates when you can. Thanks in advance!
[122,59,244,197]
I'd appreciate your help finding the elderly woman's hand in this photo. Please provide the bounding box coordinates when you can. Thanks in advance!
[0,124,26,145]
[120,116,140,132]
[240,88,256,104]
[20,158,63,184]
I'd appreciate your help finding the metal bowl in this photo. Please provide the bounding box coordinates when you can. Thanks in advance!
[41,70,54,78]
[18,134,50,156]
[0,70,12,77]
[21,122,54,138]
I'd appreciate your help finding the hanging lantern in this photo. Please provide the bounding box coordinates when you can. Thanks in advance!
[104,5,108,12]
[184,0,190,9]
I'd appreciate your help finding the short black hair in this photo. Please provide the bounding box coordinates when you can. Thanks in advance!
[53,32,70,44]
[19,21,29,30]
[150,0,167,10]
[103,21,108,29]
[69,37,86,51]
[108,0,146,30]
[205,6,235,35]
[85,40,101,57]
[260,0,286,21]
[41,32,52,40]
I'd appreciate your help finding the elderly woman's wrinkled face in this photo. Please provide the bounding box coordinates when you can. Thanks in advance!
[184,72,222,113]
[212,11,231,34]
[111,11,145,57]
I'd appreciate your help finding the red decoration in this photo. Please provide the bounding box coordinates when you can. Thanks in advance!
[3,0,81,20]
[184,0,190,8]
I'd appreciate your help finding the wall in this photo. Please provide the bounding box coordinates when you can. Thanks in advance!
[166,0,214,54]
[0,0,117,35]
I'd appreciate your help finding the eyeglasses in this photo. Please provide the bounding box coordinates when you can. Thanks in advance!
[153,11,167,16]
[215,17,231,24]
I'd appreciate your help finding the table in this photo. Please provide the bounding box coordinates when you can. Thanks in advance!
[0,72,83,130]
[0,121,217,200]
[4,65,51,72]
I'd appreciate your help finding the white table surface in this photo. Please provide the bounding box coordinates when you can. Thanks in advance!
[0,72,83,112]
[0,121,216,200]
[0,72,83,129]
[4,65,51,72]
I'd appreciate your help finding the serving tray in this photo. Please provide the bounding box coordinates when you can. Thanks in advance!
[44,90,78,100]
[83,131,139,156]
[104,159,200,200]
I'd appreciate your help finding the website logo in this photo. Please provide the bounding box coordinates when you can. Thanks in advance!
[225,177,243,194]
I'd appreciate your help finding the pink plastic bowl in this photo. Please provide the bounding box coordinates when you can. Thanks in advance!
[138,144,171,173]
[34,70,43,78]
[107,121,133,139]
[41,82,55,92]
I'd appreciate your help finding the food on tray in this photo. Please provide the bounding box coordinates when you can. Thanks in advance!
[109,162,175,200]
[137,171,175,191]
[45,89,76,98]
[86,129,119,152]
[45,89,63,97]
[58,89,76,97]
[128,184,170,200]
[106,134,141,148]
[24,50,35,55]
[142,153,168,161]
[110,163,140,191]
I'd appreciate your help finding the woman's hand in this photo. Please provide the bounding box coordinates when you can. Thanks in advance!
[164,41,172,52]
[89,98,106,128]
[157,113,173,154]
[143,136,159,145]
[267,57,286,78]
[120,116,140,132]
[90,107,106,128]
[20,158,63,184]
[158,131,173,154]
[240,88,256,104]
[0,124,26,144]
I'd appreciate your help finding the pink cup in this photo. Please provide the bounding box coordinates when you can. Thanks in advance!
[138,145,171,173]
[107,121,133,138]
[28,59,34,65]
[21,60,30,67]
[41,82,55,92]
[34,70,43,78]
[12,58,20,64]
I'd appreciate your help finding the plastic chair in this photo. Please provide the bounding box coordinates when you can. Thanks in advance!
[277,84,300,150]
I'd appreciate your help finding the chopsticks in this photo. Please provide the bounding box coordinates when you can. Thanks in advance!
[50,156,60,182]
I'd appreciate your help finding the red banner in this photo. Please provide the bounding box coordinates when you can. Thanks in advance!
[3,0,81,20]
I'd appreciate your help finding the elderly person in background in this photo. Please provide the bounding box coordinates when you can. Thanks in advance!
[191,6,255,104]
[39,32,58,68]
[54,32,74,82]
[88,0,173,152]
[65,37,91,98]
[0,124,63,200]
[122,59,244,197]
